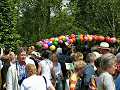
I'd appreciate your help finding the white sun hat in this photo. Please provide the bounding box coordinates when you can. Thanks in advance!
[99,42,110,50]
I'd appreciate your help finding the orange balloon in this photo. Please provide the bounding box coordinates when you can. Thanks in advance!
[72,38,76,43]
[49,38,54,42]
[80,34,84,42]
[70,39,74,43]
[88,35,93,41]
[98,36,105,41]
[58,36,62,40]
[71,34,76,38]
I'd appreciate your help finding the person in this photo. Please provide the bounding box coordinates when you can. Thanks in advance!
[21,64,55,90]
[99,42,110,55]
[38,50,53,80]
[6,47,35,90]
[51,53,63,90]
[82,53,97,90]
[1,48,11,90]
[74,52,83,62]
[70,60,86,90]
[97,53,117,90]
[115,53,120,90]
[9,51,16,65]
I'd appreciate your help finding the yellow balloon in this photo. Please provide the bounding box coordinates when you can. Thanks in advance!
[50,45,56,51]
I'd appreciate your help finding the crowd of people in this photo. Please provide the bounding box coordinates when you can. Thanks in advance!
[0,41,120,90]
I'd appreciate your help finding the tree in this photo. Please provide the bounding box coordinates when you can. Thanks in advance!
[0,0,21,50]
[76,0,120,36]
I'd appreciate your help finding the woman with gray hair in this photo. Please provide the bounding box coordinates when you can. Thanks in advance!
[97,53,117,90]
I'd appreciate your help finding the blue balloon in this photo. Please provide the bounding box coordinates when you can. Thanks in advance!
[48,42,52,46]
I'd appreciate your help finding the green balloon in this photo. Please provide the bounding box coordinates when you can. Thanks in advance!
[54,38,59,42]
[53,41,58,46]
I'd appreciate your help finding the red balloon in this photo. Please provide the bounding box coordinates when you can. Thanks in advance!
[49,38,54,42]
[106,37,111,43]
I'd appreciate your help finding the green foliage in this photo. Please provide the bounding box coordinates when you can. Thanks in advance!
[2,0,119,48]
[76,0,120,36]
[0,0,22,50]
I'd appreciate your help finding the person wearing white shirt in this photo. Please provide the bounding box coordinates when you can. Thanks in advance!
[21,64,55,90]
[97,53,117,90]
[6,47,35,90]
[38,51,53,80]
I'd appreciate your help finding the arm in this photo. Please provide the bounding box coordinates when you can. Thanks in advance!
[47,78,55,90]
[48,84,55,90]
[6,67,13,90]
[37,63,42,75]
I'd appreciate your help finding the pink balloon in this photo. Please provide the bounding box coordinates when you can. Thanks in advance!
[67,40,70,44]
[111,37,117,43]
[44,40,49,44]
[43,44,48,49]
[66,37,70,41]
[59,40,63,44]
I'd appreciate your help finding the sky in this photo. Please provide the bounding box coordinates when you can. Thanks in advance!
[50,0,70,16]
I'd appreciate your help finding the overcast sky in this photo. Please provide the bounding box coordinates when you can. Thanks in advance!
[50,0,70,16]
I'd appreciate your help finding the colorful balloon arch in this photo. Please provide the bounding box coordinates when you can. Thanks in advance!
[36,34,117,51]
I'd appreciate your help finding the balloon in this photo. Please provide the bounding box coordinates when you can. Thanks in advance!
[61,36,66,40]
[106,37,111,43]
[111,37,117,43]
[48,42,52,46]
[67,40,70,44]
[98,36,105,42]
[69,39,73,43]
[44,40,49,44]
[80,34,84,42]
[72,38,76,43]
[66,36,69,41]
[49,38,54,42]
[71,34,76,38]
[94,35,99,41]
[49,45,56,51]
[59,40,63,44]
[63,37,66,41]
[84,35,88,41]
[58,36,62,40]
[53,41,58,46]
[88,35,93,41]
[43,44,48,49]
[54,38,59,42]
